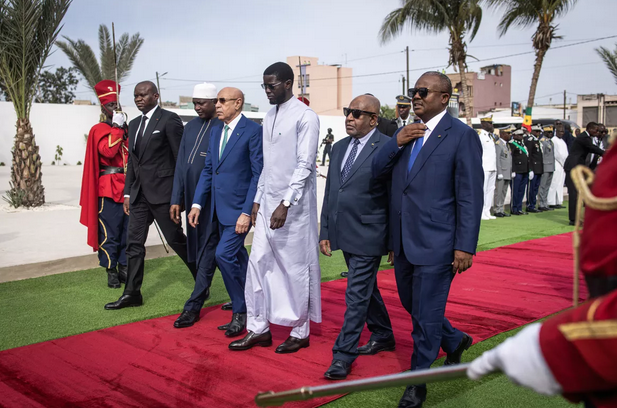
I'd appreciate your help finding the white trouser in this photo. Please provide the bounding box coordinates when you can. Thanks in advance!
[248,316,310,339]
[482,171,497,217]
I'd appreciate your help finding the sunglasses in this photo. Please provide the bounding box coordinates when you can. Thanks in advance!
[343,107,377,119]
[217,97,240,104]
[408,87,446,99]
[261,82,282,90]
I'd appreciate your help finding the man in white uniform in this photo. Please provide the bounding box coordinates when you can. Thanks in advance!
[548,126,568,209]
[479,116,497,220]
[229,62,322,354]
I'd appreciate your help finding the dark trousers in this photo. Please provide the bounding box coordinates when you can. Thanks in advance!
[332,252,394,364]
[394,247,462,386]
[526,173,542,210]
[511,173,529,213]
[98,197,128,269]
[124,195,196,295]
[184,227,220,312]
[321,144,332,165]
[215,221,249,314]
[565,169,577,223]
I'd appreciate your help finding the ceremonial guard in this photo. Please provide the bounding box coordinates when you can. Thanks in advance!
[395,95,412,128]
[524,125,544,213]
[509,129,529,215]
[537,125,555,212]
[479,116,497,220]
[79,80,129,288]
[493,126,512,217]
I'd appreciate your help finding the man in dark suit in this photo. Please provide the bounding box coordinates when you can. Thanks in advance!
[320,95,394,380]
[377,116,398,137]
[509,129,530,215]
[373,72,483,408]
[187,87,263,337]
[524,125,544,213]
[105,81,196,310]
[564,122,604,225]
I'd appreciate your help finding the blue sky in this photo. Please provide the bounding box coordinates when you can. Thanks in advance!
[45,0,617,112]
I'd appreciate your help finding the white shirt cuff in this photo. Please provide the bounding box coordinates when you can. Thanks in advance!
[192,204,202,210]
[124,195,130,198]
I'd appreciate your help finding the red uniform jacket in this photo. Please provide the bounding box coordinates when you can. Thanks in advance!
[79,122,128,251]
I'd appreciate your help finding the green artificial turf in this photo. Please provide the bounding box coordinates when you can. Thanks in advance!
[0,204,577,407]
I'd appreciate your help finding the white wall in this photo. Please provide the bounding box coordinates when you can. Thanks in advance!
[0,101,348,166]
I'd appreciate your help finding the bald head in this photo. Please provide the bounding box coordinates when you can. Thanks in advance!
[134,81,159,113]
[216,87,245,124]
[345,95,380,138]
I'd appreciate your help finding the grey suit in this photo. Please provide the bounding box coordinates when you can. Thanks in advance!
[492,138,512,215]
[538,136,555,208]
[320,129,393,364]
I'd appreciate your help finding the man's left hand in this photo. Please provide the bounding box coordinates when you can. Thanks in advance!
[236,213,251,234]
[452,250,473,274]
[270,203,288,230]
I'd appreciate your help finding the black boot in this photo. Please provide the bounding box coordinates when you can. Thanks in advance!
[117,264,127,284]
[106,268,121,289]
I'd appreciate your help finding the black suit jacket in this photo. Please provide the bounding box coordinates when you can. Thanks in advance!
[524,135,544,174]
[377,117,398,137]
[124,106,184,205]
[320,130,390,257]
[510,141,529,174]
[564,131,605,172]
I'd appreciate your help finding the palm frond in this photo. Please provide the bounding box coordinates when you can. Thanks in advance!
[99,24,115,80]
[116,32,143,82]
[379,0,446,45]
[56,37,101,92]
[596,45,617,86]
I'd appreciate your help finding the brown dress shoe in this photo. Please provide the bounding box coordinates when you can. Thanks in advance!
[275,336,310,354]
[229,331,272,351]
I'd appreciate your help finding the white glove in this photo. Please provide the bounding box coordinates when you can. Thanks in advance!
[497,174,504,180]
[112,112,126,127]
[511,172,516,178]
[529,171,534,180]
[467,323,562,396]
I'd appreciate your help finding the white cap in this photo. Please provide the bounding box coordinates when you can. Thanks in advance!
[192,82,217,99]
[531,124,543,131]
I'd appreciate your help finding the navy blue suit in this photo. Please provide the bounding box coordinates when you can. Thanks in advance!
[193,115,263,313]
[320,130,394,364]
[372,111,483,380]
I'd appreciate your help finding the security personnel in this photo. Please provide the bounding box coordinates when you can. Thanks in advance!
[79,80,129,288]
[395,95,412,128]
[537,126,556,212]
[479,116,497,220]
[525,125,544,213]
[510,129,529,215]
[493,126,512,217]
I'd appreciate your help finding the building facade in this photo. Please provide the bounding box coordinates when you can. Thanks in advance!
[577,93,617,128]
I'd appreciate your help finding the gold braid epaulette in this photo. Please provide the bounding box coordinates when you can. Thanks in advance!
[570,164,617,306]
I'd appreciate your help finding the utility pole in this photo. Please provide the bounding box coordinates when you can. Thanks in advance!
[406,46,410,95]
[563,90,566,120]
[402,76,406,95]
[156,71,167,107]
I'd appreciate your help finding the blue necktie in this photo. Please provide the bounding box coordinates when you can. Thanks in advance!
[341,139,360,183]
[407,136,424,173]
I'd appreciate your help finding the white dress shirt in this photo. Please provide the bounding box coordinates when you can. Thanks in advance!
[218,113,242,157]
[400,108,448,150]
[125,105,159,198]
[340,128,376,171]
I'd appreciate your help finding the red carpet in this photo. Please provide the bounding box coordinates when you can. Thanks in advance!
[0,233,585,408]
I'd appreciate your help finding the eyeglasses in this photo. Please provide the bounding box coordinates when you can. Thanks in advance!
[408,87,447,99]
[217,97,240,104]
[343,107,377,119]
[261,82,282,90]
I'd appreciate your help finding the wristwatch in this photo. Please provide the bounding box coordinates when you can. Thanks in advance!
[281,200,291,208]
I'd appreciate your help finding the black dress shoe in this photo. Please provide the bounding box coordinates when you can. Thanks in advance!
[324,360,351,380]
[503,212,511,217]
[569,220,575,226]
[275,336,310,354]
[444,333,473,365]
[225,313,247,337]
[340,271,348,278]
[551,204,566,209]
[526,208,540,213]
[104,294,143,310]
[539,206,553,211]
[106,268,121,289]
[357,338,396,355]
[117,264,127,284]
[494,212,505,218]
[398,385,427,408]
[229,331,272,350]
[174,310,200,328]
[221,302,233,311]
[511,211,521,216]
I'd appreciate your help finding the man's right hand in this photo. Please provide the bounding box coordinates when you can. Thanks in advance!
[188,207,201,228]
[396,123,427,147]
[251,203,260,227]
[170,204,181,224]
[123,197,130,215]
[319,240,332,257]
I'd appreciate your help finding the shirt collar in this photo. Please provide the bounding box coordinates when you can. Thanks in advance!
[422,108,448,132]
[351,128,376,147]
[142,105,158,119]
[224,113,243,134]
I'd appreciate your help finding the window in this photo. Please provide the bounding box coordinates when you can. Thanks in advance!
[583,107,599,125]
[298,74,310,89]
[606,106,617,126]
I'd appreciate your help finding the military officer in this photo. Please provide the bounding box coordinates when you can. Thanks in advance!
[395,95,412,128]
[493,126,513,217]
[510,129,529,215]
[479,116,497,220]
[537,125,556,212]
[524,125,544,213]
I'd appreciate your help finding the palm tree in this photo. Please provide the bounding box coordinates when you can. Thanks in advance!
[596,44,617,86]
[486,0,578,108]
[56,24,143,99]
[0,0,72,208]
[380,0,483,125]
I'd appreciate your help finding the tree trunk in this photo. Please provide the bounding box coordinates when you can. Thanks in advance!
[457,58,473,127]
[527,47,547,108]
[10,118,45,207]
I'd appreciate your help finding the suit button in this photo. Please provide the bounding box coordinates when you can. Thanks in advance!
[216,171,219,175]
[339,189,343,192]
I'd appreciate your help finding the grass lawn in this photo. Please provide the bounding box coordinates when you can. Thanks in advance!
[0,205,578,407]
